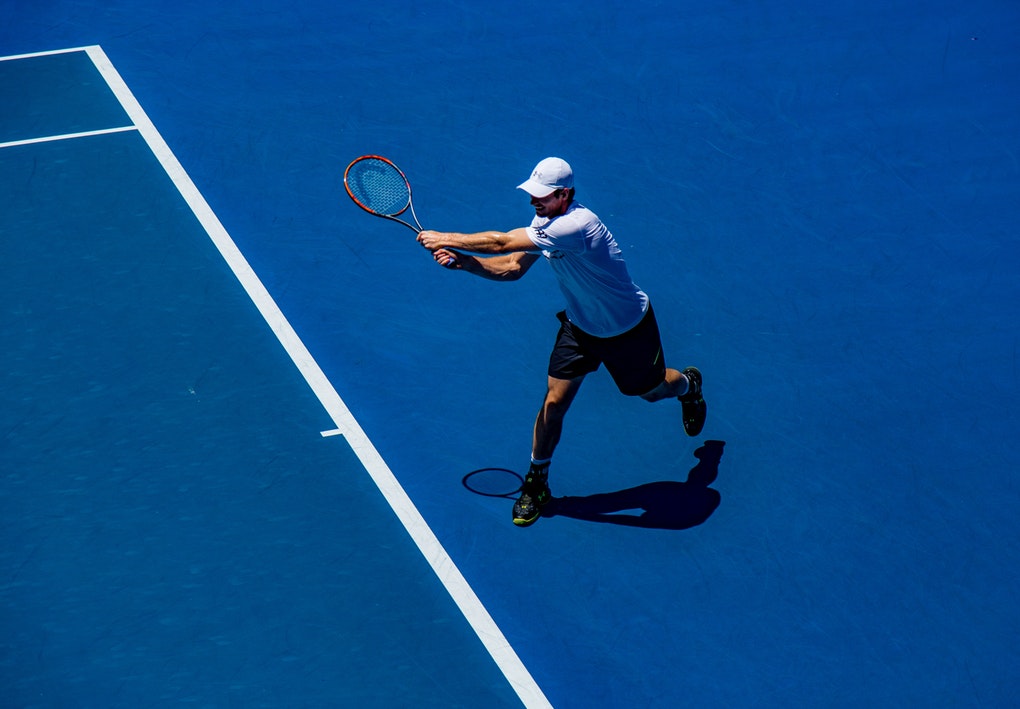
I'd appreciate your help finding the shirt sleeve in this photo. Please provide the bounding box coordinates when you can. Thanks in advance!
[525,213,587,254]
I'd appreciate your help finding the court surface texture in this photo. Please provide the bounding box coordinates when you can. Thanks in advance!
[2,2,1018,707]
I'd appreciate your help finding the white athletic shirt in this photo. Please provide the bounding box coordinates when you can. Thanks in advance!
[526,202,649,337]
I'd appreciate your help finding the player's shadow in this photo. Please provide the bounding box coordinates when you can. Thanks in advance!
[543,440,725,530]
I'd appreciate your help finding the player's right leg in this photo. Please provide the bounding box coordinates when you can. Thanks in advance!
[513,376,583,527]
[531,375,584,462]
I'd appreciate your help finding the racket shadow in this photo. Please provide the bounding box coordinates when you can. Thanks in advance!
[543,440,726,530]
[462,468,524,499]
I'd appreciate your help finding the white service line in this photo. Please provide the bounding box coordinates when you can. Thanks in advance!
[73,44,552,709]
[0,125,136,150]
[0,45,97,62]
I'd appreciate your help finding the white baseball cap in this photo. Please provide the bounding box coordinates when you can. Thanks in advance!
[516,157,574,198]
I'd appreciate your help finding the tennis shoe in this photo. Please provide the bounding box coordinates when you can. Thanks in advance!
[679,367,707,437]
[513,465,551,527]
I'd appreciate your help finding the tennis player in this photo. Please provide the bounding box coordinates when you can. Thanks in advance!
[417,157,706,527]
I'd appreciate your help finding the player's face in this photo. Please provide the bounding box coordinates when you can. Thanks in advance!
[530,189,571,218]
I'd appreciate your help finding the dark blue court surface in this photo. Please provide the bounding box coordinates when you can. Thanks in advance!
[3,2,1019,707]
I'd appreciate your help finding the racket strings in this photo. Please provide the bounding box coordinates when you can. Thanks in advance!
[347,159,410,216]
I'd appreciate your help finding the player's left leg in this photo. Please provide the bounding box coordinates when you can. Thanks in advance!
[639,367,706,436]
[639,367,686,402]
[676,367,706,437]
[601,306,708,437]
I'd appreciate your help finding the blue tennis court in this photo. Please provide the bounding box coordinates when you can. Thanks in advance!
[3,3,1018,707]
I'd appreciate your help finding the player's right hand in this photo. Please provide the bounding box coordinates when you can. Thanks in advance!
[432,248,461,269]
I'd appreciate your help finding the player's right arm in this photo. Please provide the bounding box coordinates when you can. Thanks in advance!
[431,248,540,281]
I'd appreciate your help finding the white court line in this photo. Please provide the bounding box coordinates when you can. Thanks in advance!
[36,45,551,709]
[0,125,137,150]
[0,46,97,62]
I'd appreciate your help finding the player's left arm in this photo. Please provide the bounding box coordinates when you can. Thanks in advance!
[417,227,537,255]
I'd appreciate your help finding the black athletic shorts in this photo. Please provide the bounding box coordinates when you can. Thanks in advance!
[547,306,667,396]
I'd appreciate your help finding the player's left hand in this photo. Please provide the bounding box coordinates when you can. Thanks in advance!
[417,230,442,251]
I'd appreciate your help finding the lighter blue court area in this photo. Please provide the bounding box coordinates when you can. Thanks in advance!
[3,2,1020,707]
[0,51,131,140]
[1,50,522,707]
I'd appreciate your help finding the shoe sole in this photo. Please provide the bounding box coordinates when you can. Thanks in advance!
[682,399,707,436]
[680,367,706,436]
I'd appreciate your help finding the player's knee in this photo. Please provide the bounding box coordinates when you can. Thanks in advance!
[542,395,569,419]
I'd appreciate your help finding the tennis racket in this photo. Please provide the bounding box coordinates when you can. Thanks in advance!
[343,155,424,233]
